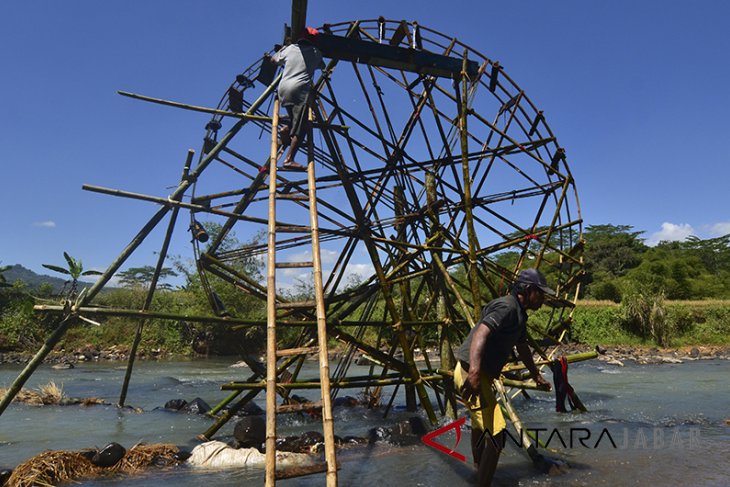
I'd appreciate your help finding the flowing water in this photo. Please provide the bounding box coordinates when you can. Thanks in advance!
[1,358,728,486]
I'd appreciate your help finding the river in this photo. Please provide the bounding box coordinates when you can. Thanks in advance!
[1,358,728,486]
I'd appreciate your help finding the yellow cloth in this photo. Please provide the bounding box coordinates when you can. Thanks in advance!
[454,361,506,435]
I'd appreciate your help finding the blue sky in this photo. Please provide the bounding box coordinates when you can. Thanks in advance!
[1,0,729,280]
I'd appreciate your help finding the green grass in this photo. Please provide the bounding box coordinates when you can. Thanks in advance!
[569,300,730,347]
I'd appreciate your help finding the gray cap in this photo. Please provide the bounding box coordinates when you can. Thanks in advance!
[516,268,556,296]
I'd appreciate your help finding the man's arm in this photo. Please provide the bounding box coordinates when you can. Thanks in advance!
[515,343,551,391]
[461,324,491,401]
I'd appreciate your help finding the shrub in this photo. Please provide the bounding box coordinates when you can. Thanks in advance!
[620,290,671,346]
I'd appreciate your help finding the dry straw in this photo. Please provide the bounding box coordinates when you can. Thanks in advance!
[6,443,180,487]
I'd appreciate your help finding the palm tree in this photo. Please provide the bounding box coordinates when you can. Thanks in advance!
[42,252,102,298]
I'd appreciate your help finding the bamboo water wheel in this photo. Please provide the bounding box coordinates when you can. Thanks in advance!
[188,18,585,427]
[0,15,590,483]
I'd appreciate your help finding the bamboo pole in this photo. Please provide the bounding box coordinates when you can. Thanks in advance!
[431,252,476,328]
[290,0,308,43]
[33,305,457,328]
[265,98,280,487]
[81,184,270,225]
[493,378,536,454]
[201,389,261,440]
[426,172,458,418]
[222,374,445,390]
[118,91,274,121]
[118,206,181,406]
[119,150,192,406]
[458,49,482,321]
[394,185,417,412]
[534,176,572,268]
[307,107,338,487]
[501,350,598,372]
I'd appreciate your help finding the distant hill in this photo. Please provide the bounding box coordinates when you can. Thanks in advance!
[2,264,92,293]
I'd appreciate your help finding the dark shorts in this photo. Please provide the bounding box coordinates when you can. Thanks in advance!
[282,89,312,139]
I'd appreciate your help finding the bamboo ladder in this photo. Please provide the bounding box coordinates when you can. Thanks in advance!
[265,98,338,486]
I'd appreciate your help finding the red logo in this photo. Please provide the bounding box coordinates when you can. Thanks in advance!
[421,417,467,462]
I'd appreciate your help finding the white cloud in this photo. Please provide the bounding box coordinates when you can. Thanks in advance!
[647,222,695,246]
[708,222,730,237]
[320,249,338,265]
[274,260,376,293]
[338,263,375,288]
[286,250,312,263]
[32,221,56,228]
[281,249,338,266]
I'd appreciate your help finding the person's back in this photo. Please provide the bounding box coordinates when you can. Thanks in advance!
[275,42,323,104]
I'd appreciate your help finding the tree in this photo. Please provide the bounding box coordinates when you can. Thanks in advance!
[583,224,647,299]
[0,263,11,288]
[117,266,178,290]
[42,252,102,298]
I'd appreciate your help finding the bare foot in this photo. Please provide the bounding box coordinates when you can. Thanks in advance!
[281,160,307,171]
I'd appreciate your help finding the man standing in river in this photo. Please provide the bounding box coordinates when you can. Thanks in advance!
[454,268,553,485]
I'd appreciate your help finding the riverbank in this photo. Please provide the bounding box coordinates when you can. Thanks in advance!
[2,343,730,367]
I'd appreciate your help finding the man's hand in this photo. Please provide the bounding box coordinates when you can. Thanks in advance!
[534,372,552,391]
[461,371,481,402]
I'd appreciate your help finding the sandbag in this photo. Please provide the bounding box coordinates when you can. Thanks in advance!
[187,441,317,469]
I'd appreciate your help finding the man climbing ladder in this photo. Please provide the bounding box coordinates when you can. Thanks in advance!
[272,27,325,171]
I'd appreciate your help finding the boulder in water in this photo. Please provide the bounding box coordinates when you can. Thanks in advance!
[164,399,188,411]
[0,469,12,486]
[333,396,359,408]
[368,416,428,446]
[91,442,126,467]
[231,401,264,417]
[277,431,324,453]
[234,417,266,448]
[181,397,211,415]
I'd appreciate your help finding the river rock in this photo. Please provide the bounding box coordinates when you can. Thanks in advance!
[690,347,701,358]
[92,442,126,467]
[234,417,266,448]
[51,362,74,370]
[368,417,427,446]
[660,356,683,364]
[333,396,359,408]
[0,469,12,486]
[181,398,211,415]
[277,431,324,453]
[164,399,188,411]
[231,401,264,416]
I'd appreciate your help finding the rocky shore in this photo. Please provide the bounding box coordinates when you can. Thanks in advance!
[0,345,169,366]
[562,344,730,366]
[1,344,729,367]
